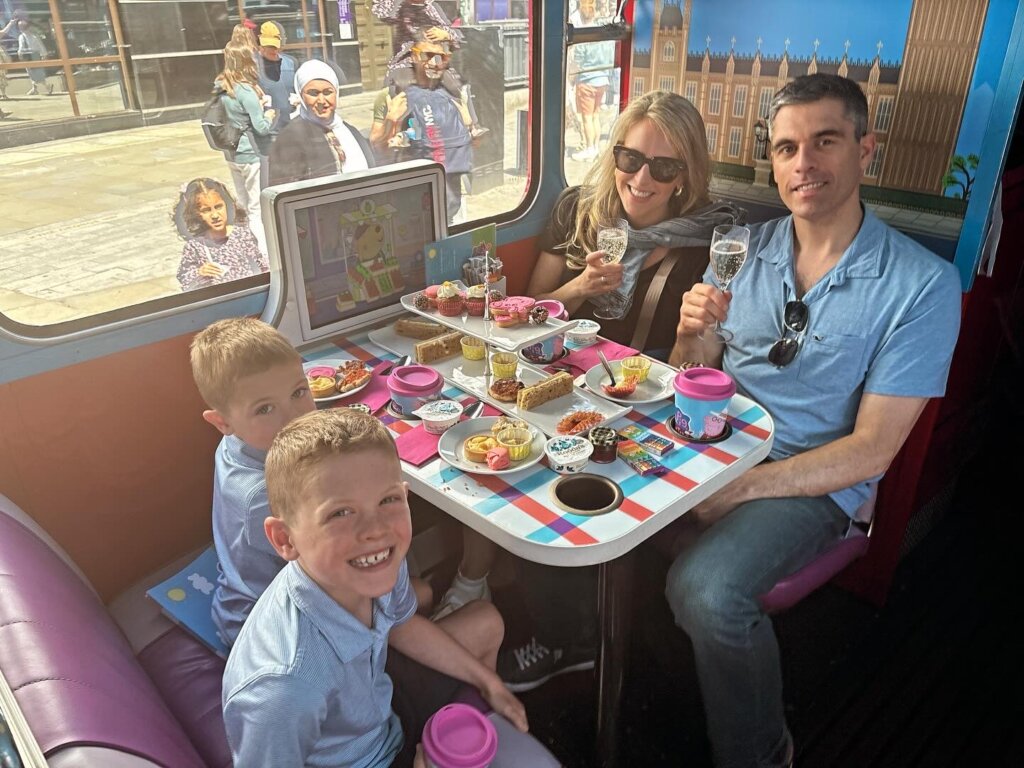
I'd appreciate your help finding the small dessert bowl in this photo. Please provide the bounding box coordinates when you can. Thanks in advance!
[460,335,486,361]
[490,352,518,378]
[544,435,594,474]
[496,427,532,461]
[565,319,601,346]
[412,399,464,435]
[620,356,652,383]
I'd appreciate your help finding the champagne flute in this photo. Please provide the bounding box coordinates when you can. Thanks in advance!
[592,218,630,320]
[596,218,628,264]
[705,224,750,343]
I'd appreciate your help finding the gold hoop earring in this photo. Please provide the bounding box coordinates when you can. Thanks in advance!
[674,186,684,197]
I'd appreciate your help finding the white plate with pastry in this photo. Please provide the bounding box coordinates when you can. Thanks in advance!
[583,359,676,405]
[449,364,631,437]
[438,417,547,475]
[303,358,372,402]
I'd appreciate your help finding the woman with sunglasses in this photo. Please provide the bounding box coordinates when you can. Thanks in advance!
[527,90,741,354]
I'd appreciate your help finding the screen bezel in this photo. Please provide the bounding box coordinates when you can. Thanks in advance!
[260,160,448,349]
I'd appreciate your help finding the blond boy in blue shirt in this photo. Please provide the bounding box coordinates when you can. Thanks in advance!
[223,409,537,767]
[190,317,317,646]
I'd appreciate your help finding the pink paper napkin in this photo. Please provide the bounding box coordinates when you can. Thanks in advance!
[560,339,639,374]
[336,360,392,412]
[396,402,502,466]
[395,425,442,466]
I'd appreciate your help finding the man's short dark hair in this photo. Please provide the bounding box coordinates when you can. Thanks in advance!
[768,74,869,139]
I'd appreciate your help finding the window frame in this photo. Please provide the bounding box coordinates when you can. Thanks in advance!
[866,142,886,178]
[732,85,747,118]
[874,96,894,133]
[708,83,722,115]
[706,124,719,154]
[0,0,545,345]
[727,126,742,158]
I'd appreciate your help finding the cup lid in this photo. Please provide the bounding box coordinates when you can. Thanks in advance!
[572,319,601,333]
[545,435,594,463]
[389,364,443,393]
[412,399,463,420]
[535,298,567,319]
[673,367,736,399]
[422,704,498,768]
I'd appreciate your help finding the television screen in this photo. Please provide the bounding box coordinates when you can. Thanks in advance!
[261,160,448,347]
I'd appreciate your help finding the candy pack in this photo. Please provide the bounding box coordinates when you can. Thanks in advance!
[617,424,675,456]
[616,439,666,477]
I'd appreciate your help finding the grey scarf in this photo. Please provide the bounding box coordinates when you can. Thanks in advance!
[586,199,745,316]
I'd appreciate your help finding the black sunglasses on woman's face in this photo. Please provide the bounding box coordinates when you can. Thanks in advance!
[768,300,809,368]
[612,145,686,183]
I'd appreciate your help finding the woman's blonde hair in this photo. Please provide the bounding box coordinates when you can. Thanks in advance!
[564,90,711,254]
[218,40,262,100]
[230,23,257,53]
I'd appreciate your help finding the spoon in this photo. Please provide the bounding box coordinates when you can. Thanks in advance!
[462,400,486,420]
[597,350,617,387]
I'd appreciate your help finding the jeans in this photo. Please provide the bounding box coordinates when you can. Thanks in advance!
[227,159,267,256]
[665,495,849,767]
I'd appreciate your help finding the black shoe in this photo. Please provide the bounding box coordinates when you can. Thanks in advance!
[498,637,595,693]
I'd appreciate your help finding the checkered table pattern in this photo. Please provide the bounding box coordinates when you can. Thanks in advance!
[304,333,775,567]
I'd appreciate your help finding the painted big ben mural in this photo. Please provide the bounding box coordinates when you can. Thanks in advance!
[630,0,997,204]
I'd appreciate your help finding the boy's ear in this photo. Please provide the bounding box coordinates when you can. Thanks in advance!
[202,408,234,436]
[265,516,300,561]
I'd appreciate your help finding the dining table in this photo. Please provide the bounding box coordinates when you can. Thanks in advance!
[302,325,775,767]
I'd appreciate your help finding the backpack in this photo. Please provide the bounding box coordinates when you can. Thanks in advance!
[200,88,246,152]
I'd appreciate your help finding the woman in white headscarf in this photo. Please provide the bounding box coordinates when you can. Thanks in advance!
[268,59,375,186]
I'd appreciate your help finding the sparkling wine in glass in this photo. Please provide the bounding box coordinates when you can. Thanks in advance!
[706,224,750,343]
[592,219,631,320]
[596,218,629,264]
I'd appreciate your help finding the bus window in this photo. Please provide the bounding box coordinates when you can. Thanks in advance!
[565,0,623,187]
[0,1,535,334]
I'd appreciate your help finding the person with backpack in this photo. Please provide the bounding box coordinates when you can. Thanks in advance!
[213,40,276,255]
[372,26,475,223]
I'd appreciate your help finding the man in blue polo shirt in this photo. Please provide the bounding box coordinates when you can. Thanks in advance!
[666,73,962,768]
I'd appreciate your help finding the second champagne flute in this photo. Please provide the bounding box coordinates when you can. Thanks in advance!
[704,224,750,343]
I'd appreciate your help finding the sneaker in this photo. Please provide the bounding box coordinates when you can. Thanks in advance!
[430,573,492,621]
[498,637,596,693]
[26,85,38,96]
[571,145,599,162]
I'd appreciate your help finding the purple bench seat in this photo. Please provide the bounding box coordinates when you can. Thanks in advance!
[0,494,228,767]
